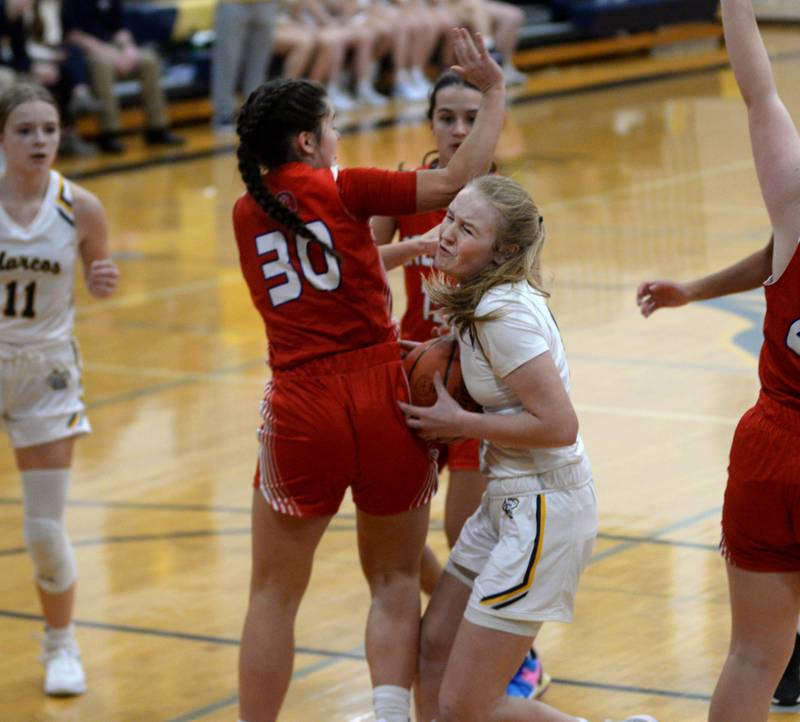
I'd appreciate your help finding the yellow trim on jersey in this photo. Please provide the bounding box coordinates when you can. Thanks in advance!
[480,494,546,608]
[56,174,75,224]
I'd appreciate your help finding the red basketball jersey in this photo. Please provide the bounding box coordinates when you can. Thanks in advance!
[234,163,417,370]
[759,245,800,412]
[395,196,445,341]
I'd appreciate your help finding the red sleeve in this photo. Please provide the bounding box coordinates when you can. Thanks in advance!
[337,167,417,220]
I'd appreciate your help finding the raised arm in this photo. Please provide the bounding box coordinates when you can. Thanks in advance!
[721,0,800,277]
[414,29,505,211]
[74,186,119,299]
[637,237,773,317]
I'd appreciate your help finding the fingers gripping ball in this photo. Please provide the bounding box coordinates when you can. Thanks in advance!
[402,336,480,411]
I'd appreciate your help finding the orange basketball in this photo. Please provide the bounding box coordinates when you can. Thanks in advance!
[402,335,480,411]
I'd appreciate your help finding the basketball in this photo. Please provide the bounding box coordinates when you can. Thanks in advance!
[402,335,480,411]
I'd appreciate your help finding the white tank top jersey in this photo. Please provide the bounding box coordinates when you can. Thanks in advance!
[458,280,588,482]
[0,171,79,348]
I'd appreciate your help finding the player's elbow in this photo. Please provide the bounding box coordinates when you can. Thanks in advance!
[549,411,579,448]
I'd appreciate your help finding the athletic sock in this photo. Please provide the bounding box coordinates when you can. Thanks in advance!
[373,684,411,722]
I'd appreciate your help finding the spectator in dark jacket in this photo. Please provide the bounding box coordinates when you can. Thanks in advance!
[61,0,184,153]
[0,0,96,156]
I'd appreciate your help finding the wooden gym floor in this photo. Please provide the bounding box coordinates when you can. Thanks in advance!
[2,24,800,722]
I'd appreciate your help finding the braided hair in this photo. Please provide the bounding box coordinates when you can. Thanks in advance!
[236,79,339,258]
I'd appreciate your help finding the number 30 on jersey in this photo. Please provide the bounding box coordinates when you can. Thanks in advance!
[255,220,341,306]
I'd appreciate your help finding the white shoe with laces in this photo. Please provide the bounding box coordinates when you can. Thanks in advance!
[42,640,86,696]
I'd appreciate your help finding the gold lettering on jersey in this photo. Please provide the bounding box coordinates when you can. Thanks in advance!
[0,252,61,274]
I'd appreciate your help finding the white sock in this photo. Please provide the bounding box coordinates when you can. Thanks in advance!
[372,684,410,722]
[45,623,76,644]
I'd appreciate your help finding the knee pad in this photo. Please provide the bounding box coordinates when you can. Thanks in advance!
[23,516,77,594]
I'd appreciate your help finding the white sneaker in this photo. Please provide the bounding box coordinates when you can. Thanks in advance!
[503,64,527,86]
[327,85,357,111]
[393,80,427,102]
[618,716,659,722]
[356,84,388,108]
[411,68,432,96]
[43,642,86,696]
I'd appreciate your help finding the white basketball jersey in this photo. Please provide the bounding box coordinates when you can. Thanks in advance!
[0,171,78,346]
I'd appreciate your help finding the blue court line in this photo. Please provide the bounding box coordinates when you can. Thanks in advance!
[3,497,251,514]
[0,522,700,560]
[589,505,721,565]
[552,676,710,702]
[165,661,710,722]
[165,648,366,722]
[0,523,361,557]
[597,532,717,552]
[0,609,366,661]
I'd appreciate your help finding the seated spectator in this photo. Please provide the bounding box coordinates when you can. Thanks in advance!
[211,0,276,133]
[274,0,357,110]
[450,0,526,84]
[61,0,185,154]
[0,0,96,156]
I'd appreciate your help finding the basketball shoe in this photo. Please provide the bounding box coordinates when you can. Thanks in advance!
[506,648,551,700]
[42,631,86,696]
[772,632,800,712]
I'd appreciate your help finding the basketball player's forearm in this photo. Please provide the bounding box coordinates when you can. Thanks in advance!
[379,242,419,270]
[456,408,578,449]
[721,0,777,107]
[686,239,774,301]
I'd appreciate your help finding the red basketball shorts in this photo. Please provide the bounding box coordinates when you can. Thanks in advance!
[438,438,480,472]
[721,393,800,572]
[253,342,438,517]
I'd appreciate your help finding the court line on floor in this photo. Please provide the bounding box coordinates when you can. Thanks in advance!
[589,505,721,566]
[576,402,737,426]
[0,517,713,558]
[0,609,365,661]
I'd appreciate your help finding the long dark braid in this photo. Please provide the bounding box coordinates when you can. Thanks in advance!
[236,79,340,260]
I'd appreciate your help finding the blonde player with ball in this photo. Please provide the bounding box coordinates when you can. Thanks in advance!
[400,174,656,722]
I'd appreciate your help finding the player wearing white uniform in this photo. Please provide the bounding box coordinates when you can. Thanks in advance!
[400,175,656,722]
[0,82,118,697]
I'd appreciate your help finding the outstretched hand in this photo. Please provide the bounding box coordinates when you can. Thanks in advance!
[450,28,504,93]
[399,372,467,442]
[636,280,692,318]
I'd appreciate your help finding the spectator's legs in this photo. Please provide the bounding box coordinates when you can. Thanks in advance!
[137,47,170,131]
[275,22,316,79]
[0,67,16,94]
[240,3,278,99]
[86,51,122,140]
[211,1,248,126]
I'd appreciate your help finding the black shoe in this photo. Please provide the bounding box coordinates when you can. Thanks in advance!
[59,131,98,158]
[144,127,186,146]
[773,632,800,709]
[99,134,125,155]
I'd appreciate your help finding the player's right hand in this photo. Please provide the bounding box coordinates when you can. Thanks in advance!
[636,280,692,317]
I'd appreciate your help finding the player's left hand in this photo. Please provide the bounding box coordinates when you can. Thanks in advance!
[399,372,466,441]
[87,258,120,298]
[450,28,504,94]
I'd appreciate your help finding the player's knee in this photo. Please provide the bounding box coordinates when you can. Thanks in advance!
[419,616,451,666]
[23,516,77,593]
